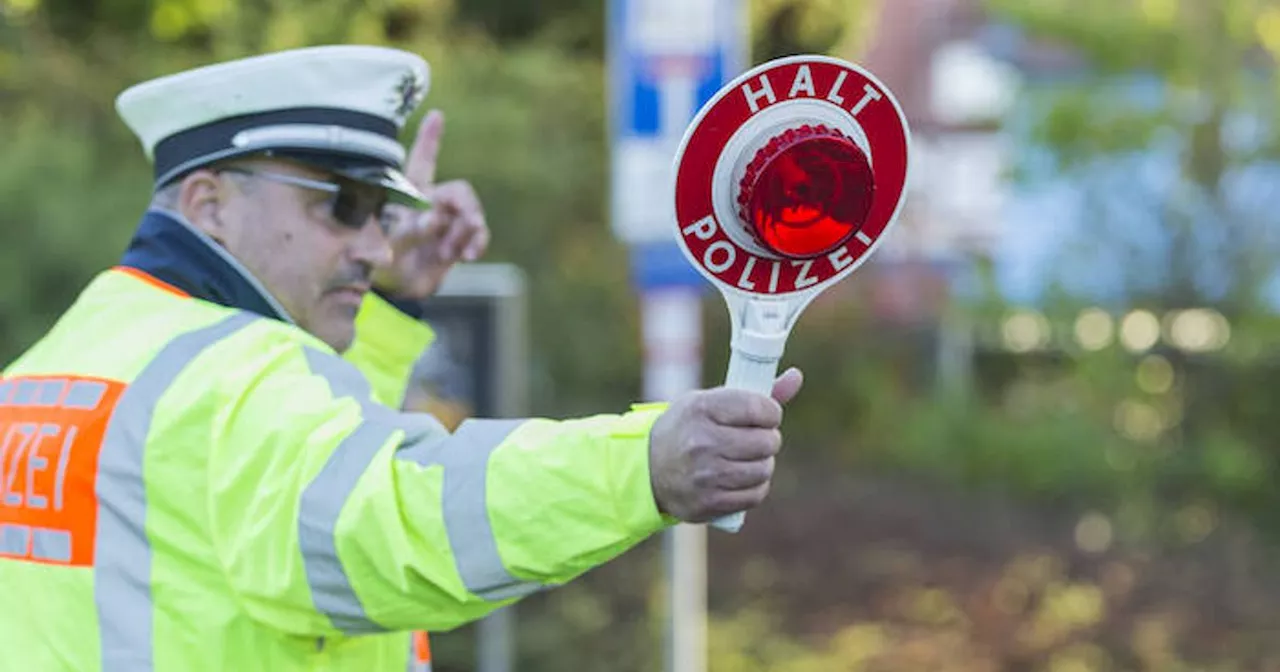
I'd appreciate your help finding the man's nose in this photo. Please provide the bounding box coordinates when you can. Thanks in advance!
[350,213,395,269]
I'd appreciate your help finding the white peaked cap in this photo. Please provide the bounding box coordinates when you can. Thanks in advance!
[115,44,432,207]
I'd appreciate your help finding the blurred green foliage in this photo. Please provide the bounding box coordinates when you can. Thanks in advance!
[2,0,1280,669]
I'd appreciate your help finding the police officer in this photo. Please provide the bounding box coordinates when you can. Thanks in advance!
[0,45,803,670]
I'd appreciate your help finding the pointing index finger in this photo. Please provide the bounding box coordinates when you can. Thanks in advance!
[404,109,444,191]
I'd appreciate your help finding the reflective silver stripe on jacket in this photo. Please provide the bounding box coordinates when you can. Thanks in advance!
[94,311,259,671]
[434,418,536,602]
[300,348,539,635]
[298,348,403,635]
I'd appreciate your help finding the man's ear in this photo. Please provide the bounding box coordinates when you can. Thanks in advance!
[177,169,230,243]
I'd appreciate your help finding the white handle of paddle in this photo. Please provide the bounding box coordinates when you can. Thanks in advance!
[708,347,782,532]
[725,343,784,394]
[708,297,794,533]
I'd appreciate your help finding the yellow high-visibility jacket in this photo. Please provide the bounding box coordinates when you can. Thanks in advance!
[0,210,672,670]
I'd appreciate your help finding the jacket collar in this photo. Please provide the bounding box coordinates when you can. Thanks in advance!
[118,208,295,324]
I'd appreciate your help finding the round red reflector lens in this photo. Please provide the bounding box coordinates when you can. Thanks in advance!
[737,125,875,259]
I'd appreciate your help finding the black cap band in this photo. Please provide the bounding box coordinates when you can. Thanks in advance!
[152,106,399,186]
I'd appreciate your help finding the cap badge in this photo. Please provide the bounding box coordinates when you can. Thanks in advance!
[391,72,425,119]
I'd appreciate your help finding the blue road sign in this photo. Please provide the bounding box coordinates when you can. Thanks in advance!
[607,0,743,139]
[630,240,708,290]
[606,0,746,289]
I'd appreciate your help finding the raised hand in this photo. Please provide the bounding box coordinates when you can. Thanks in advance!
[373,110,491,299]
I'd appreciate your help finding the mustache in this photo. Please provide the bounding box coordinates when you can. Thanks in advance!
[325,263,372,291]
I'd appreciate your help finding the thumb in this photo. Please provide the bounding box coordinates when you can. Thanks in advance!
[771,367,804,405]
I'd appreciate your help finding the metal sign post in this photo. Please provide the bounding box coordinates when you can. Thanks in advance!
[411,263,528,672]
[606,3,746,672]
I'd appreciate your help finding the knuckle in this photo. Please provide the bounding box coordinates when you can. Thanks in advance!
[761,457,777,481]
[735,429,777,460]
[724,460,768,491]
[745,479,770,503]
[691,465,718,490]
[687,392,711,418]
[710,392,737,419]
[766,428,783,454]
[721,464,750,490]
[705,491,736,516]
[720,434,752,461]
[758,397,783,427]
[684,427,714,457]
[750,459,775,487]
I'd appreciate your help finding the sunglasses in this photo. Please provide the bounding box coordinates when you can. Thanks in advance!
[219,167,389,232]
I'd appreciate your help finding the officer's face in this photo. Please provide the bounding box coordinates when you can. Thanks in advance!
[184,158,394,351]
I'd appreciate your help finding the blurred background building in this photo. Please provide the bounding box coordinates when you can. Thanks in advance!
[405,317,480,431]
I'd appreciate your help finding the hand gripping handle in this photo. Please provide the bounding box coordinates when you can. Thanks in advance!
[707,347,782,532]
[707,297,792,533]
